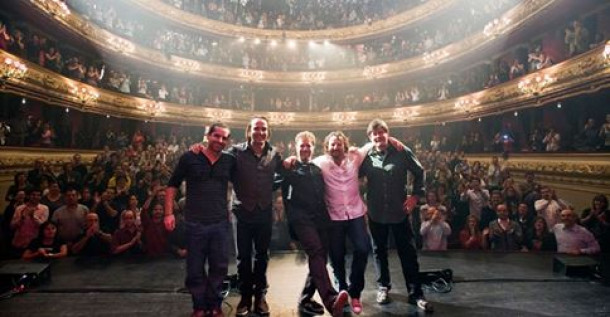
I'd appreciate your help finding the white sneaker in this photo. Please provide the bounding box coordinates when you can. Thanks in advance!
[376,287,390,304]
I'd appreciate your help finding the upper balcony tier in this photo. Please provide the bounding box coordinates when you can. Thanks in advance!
[2,42,609,130]
[124,0,458,41]
[21,0,564,86]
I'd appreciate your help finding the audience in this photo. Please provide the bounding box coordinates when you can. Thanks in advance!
[553,209,600,255]
[22,220,68,261]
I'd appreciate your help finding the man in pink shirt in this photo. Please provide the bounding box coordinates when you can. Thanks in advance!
[312,131,370,315]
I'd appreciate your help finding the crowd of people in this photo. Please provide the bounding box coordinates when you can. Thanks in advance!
[163,0,423,31]
[1,9,606,112]
[67,0,517,71]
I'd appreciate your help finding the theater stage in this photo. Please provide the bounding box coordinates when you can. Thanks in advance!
[0,251,608,317]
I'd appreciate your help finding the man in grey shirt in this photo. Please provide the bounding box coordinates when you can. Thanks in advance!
[554,209,600,255]
[52,187,89,245]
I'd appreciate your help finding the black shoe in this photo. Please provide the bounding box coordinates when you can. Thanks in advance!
[254,294,270,316]
[236,296,251,316]
[298,299,325,315]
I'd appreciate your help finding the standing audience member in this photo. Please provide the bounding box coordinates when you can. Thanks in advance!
[52,187,89,245]
[10,187,49,257]
[579,194,610,253]
[420,207,452,251]
[535,186,569,230]
[553,209,600,255]
[525,216,557,252]
[483,204,523,251]
[459,215,483,250]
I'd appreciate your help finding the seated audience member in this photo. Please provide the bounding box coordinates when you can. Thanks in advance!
[168,208,187,258]
[5,172,28,202]
[111,210,142,255]
[420,207,452,251]
[40,180,64,217]
[71,213,112,256]
[52,187,89,245]
[483,204,523,251]
[553,209,600,255]
[141,203,169,256]
[580,194,610,252]
[22,221,68,261]
[11,187,49,257]
[79,187,95,209]
[459,215,484,250]
[525,216,557,252]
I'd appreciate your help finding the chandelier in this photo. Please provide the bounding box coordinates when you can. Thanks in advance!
[138,101,166,116]
[517,74,555,95]
[483,17,511,38]
[70,85,99,104]
[1,57,28,83]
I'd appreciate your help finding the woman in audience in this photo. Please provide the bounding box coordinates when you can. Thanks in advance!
[22,221,68,260]
[141,203,169,256]
[580,194,610,253]
[459,215,484,250]
[525,216,557,252]
[41,180,64,216]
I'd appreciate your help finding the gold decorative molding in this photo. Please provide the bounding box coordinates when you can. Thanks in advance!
[0,147,99,176]
[127,0,457,42]
[22,0,560,85]
[2,44,610,130]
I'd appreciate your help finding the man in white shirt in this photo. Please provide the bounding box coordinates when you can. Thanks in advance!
[553,209,600,255]
[535,186,569,230]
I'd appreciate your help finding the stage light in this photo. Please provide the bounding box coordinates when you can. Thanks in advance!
[106,114,110,119]
[254,38,261,45]
[65,108,70,113]
[478,118,482,122]
[287,40,297,49]
[557,102,562,109]
[238,36,245,43]
[323,39,330,46]
[212,41,218,46]
[270,40,278,47]
[514,111,518,117]
[308,40,315,48]
[22,98,27,104]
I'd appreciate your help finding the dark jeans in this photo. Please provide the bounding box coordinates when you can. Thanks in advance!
[293,222,337,311]
[185,220,230,311]
[369,218,424,298]
[236,216,273,297]
[328,216,371,299]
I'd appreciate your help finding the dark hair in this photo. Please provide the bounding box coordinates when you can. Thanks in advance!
[245,116,271,142]
[38,220,58,239]
[25,186,42,196]
[207,122,230,137]
[13,172,26,184]
[593,194,608,209]
[366,119,389,136]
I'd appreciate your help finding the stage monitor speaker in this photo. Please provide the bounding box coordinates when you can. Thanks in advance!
[553,255,598,277]
[0,261,51,292]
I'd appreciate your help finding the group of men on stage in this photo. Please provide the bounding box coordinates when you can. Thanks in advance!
[163,117,433,317]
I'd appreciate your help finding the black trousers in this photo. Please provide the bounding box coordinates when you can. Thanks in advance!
[236,215,273,297]
[368,217,424,298]
[292,222,337,311]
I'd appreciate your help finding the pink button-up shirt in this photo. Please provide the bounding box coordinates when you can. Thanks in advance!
[313,152,367,221]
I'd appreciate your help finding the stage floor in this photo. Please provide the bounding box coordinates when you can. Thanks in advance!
[0,251,608,316]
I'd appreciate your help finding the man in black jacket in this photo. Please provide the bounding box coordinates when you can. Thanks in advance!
[280,131,348,317]
[359,119,433,313]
